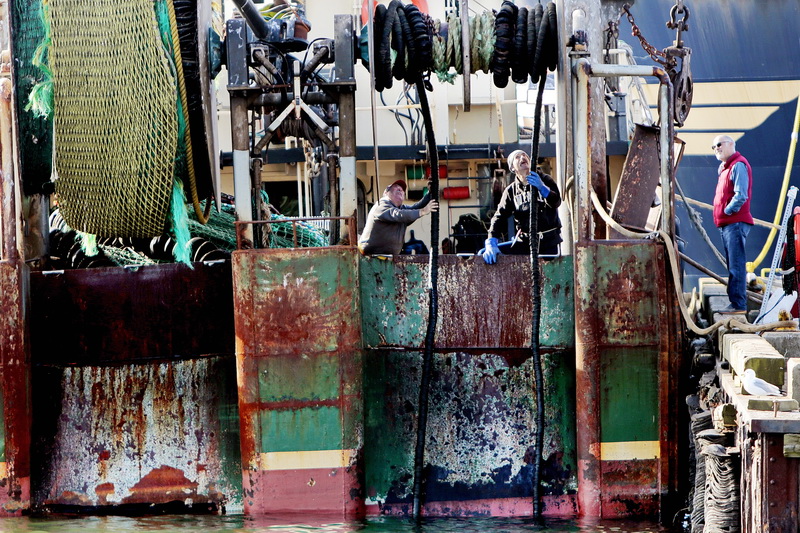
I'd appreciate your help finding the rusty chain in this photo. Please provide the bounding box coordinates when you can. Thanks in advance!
[620,1,693,127]
[621,3,675,69]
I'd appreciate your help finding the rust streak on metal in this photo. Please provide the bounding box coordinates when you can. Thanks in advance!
[0,262,32,515]
[250,398,339,411]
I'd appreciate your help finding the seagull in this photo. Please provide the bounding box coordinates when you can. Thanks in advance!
[742,369,782,396]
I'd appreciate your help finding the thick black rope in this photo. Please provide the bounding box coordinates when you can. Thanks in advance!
[411,78,440,521]
[527,2,558,519]
[528,77,546,520]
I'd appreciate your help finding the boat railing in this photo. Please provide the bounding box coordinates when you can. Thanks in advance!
[234,215,357,250]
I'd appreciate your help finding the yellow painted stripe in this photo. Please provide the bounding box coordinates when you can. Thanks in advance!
[600,441,660,461]
[0,462,7,478]
[259,449,357,471]
[641,80,800,106]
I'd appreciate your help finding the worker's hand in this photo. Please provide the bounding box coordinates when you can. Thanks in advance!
[420,200,439,216]
[482,237,501,264]
[526,172,550,198]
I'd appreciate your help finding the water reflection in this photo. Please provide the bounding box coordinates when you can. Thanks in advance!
[0,515,680,533]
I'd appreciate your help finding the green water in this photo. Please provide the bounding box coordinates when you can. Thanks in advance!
[0,515,682,532]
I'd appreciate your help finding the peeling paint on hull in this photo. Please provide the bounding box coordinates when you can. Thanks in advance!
[232,248,364,517]
[28,263,241,513]
[0,262,32,516]
[32,358,242,512]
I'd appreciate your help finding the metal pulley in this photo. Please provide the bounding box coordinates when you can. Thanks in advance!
[666,45,692,128]
[622,1,693,127]
[665,1,692,127]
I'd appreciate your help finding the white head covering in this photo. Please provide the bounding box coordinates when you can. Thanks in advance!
[506,149,528,172]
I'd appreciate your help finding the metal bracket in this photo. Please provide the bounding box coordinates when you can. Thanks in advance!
[253,62,333,153]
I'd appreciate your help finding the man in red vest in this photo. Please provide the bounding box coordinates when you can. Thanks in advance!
[712,135,753,314]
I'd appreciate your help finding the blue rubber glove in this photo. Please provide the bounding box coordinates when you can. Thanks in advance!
[482,237,501,264]
[526,172,550,198]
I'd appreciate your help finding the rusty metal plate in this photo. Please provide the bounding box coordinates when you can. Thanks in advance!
[360,254,575,350]
[0,261,31,516]
[575,242,663,346]
[232,248,363,517]
[610,124,662,237]
[29,262,235,365]
[32,356,241,513]
[232,248,361,358]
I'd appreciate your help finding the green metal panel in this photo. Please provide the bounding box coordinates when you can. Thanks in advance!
[364,349,576,504]
[600,347,659,443]
[258,354,340,402]
[575,243,662,346]
[359,257,428,348]
[260,406,343,453]
[360,255,575,350]
[540,256,575,348]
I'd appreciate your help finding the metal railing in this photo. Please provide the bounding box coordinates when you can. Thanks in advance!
[234,215,357,250]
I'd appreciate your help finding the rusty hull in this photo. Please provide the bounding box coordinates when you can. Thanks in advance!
[0,261,32,515]
[574,240,681,519]
[360,254,575,351]
[232,248,363,517]
[32,357,242,513]
[28,262,241,513]
[30,262,235,365]
[360,254,577,516]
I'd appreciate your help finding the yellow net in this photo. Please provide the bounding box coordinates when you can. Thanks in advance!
[50,0,178,238]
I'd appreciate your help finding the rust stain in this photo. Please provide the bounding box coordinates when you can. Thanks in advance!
[41,357,238,509]
[55,491,93,506]
[601,254,658,342]
[600,459,658,487]
[0,262,32,514]
[95,483,115,505]
[122,465,201,505]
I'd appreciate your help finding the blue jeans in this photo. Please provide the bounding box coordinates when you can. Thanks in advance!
[720,222,751,310]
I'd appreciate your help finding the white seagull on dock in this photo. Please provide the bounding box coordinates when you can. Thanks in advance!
[742,369,782,396]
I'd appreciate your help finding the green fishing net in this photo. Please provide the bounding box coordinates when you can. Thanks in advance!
[46,0,178,238]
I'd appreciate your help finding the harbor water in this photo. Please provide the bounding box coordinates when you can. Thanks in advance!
[0,515,683,532]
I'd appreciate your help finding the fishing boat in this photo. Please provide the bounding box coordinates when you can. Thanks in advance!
[0,0,798,530]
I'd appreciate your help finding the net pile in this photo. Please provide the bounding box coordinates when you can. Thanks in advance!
[48,0,179,237]
[188,197,330,250]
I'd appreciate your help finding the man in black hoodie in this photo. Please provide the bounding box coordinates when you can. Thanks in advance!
[482,150,562,263]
